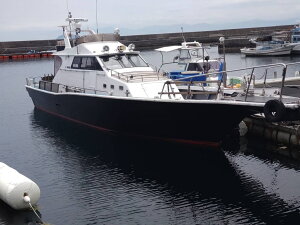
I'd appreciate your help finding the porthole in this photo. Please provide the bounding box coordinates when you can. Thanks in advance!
[110,85,114,89]
[103,84,106,88]
[119,86,124,91]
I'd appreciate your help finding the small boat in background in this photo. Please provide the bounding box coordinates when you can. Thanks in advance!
[240,40,293,56]
[290,23,300,54]
[155,41,224,84]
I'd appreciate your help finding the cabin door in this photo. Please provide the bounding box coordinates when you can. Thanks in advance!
[83,71,99,91]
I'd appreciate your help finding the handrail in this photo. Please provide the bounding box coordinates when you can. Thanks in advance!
[160,62,290,101]
[112,70,166,83]
[245,68,255,101]
[26,77,109,95]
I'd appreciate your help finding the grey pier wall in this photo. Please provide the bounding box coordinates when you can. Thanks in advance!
[0,40,58,55]
[0,25,294,55]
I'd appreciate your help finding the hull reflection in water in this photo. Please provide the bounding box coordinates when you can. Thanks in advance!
[26,109,300,225]
[0,201,41,225]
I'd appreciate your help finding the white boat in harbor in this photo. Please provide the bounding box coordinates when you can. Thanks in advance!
[25,14,300,145]
[240,40,293,56]
[290,24,300,54]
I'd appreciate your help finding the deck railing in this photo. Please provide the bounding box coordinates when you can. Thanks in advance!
[111,71,166,83]
[26,76,109,95]
[160,62,300,101]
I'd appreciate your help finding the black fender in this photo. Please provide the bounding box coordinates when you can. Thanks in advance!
[263,99,286,122]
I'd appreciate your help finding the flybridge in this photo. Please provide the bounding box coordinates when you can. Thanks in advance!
[59,13,120,49]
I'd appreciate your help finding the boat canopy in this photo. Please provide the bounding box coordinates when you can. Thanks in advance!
[155,46,182,52]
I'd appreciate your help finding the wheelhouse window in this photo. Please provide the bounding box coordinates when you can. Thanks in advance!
[54,56,63,75]
[187,63,203,72]
[127,54,148,67]
[71,56,103,70]
[179,49,191,60]
[71,57,81,69]
[100,54,148,70]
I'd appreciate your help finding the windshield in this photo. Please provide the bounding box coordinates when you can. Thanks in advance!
[100,54,148,70]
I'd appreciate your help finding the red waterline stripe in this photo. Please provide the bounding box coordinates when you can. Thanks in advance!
[36,106,220,147]
[124,132,221,147]
[36,106,114,133]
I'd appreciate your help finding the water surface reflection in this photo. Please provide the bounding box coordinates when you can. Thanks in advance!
[20,109,300,224]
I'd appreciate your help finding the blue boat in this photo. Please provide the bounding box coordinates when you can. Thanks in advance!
[156,41,224,84]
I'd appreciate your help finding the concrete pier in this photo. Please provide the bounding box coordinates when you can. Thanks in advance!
[0,24,294,56]
[0,40,57,55]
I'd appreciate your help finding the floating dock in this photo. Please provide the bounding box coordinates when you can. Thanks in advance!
[244,116,300,159]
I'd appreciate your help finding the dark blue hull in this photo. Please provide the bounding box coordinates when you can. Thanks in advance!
[26,86,263,144]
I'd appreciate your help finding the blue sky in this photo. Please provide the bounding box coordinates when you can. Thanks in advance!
[0,0,299,41]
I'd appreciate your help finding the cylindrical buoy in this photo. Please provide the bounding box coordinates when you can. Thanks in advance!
[0,162,40,210]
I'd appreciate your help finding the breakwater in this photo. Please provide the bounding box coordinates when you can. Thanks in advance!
[0,25,293,57]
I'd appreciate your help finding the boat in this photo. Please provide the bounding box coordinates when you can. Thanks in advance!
[290,24,300,54]
[240,40,293,56]
[155,41,226,99]
[25,15,300,145]
[156,40,300,98]
[156,41,224,81]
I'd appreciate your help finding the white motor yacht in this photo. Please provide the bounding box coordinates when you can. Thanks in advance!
[25,15,300,145]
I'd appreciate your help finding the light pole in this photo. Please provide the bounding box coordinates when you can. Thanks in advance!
[219,37,227,87]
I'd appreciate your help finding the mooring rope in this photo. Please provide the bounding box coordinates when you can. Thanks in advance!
[24,196,46,225]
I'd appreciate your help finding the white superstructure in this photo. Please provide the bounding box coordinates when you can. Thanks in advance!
[52,15,182,100]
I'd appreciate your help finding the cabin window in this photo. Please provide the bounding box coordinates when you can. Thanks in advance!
[119,86,124,91]
[110,85,114,89]
[54,56,63,75]
[127,55,148,67]
[71,56,103,70]
[103,84,107,88]
[187,63,203,72]
[71,57,81,69]
[100,54,148,70]
[179,49,191,59]
[119,55,133,68]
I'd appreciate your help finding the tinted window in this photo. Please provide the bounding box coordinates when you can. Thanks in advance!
[187,63,203,72]
[71,57,103,70]
[71,57,81,69]
[100,54,148,70]
[127,55,148,67]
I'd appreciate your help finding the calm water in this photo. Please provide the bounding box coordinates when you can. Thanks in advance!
[0,50,300,225]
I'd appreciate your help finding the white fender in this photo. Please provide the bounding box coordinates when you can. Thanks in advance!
[0,162,40,210]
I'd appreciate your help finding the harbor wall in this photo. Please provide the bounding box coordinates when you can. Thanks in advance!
[120,25,293,51]
[0,40,57,54]
[0,25,294,55]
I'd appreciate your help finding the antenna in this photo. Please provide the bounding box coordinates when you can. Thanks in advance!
[66,0,70,15]
[181,27,186,43]
[96,0,99,34]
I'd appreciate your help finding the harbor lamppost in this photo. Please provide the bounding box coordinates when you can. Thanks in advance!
[219,37,227,87]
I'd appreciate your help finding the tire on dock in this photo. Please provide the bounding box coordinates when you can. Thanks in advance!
[263,99,286,122]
